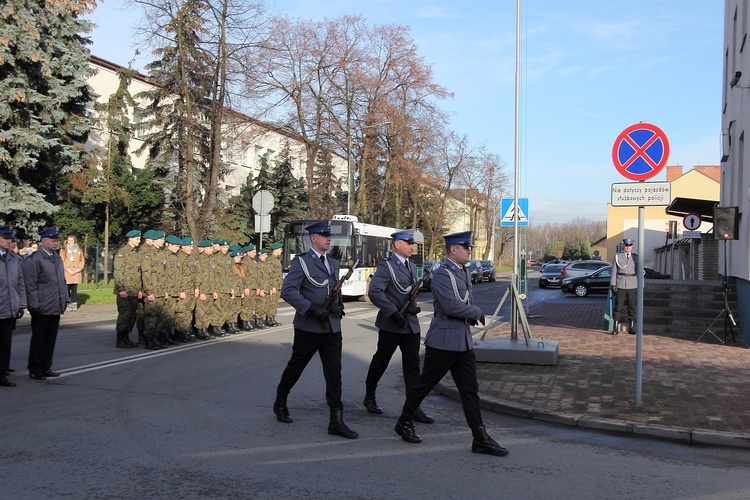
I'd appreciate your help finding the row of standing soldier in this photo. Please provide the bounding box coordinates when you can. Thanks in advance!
[113,229,284,351]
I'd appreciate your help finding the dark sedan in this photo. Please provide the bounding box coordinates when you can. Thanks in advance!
[562,266,612,297]
[539,264,565,288]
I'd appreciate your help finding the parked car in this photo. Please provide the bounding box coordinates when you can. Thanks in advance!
[539,264,565,288]
[420,261,441,290]
[527,259,543,268]
[479,260,497,282]
[562,266,612,297]
[466,260,482,284]
[560,260,610,279]
[644,267,671,279]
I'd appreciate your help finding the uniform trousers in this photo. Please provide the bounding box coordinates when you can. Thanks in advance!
[403,346,483,429]
[276,329,343,408]
[365,330,420,395]
[615,287,637,323]
[27,313,61,373]
[115,296,139,335]
[0,318,14,373]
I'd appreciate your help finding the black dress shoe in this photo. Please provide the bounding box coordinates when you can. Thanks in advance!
[29,372,46,380]
[363,396,383,414]
[413,407,435,424]
[42,369,60,377]
[395,415,421,444]
[0,376,17,387]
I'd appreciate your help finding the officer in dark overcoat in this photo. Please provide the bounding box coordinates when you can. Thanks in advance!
[274,220,357,439]
[363,229,434,424]
[394,231,509,457]
[23,226,69,380]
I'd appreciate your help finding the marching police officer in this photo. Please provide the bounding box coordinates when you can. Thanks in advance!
[394,231,508,457]
[610,238,639,334]
[274,220,357,439]
[363,230,433,424]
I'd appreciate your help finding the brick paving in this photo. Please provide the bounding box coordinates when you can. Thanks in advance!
[439,299,750,438]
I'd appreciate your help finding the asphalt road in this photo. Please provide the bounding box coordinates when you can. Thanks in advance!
[3,284,750,498]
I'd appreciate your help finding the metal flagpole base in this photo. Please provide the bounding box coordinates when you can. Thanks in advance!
[473,338,559,365]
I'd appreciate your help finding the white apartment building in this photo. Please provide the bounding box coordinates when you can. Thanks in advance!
[86,55,347,198]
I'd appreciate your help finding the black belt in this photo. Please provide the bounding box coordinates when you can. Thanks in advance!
[434,312,472,324]
[617,273,636,277]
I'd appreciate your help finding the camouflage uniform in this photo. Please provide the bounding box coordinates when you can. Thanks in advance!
[239,245,258,330]
[140,234,169,349]
[113,231,142,348]
[255,251,274,326]
[194,242,219,337]
[175,238,199,340]
[267,247,283,326]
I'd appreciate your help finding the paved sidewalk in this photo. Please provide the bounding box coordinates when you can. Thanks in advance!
[437,299,750,448]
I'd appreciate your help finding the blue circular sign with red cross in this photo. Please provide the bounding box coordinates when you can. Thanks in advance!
[611,123,670,181]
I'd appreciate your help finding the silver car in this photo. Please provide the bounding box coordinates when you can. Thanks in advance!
[560,260,610,279]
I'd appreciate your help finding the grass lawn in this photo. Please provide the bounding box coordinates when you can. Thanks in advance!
[77,282,117,305]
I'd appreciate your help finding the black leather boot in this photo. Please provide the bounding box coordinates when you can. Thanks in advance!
[265,316,274,327]
[413,407,435,424]
[395,412,421,443]
[363,395,383,414]
[628,320,636,334]
[471,425,509,456]
[612,321,619,335]
[254,315,268,329]
[328,407,358,439]
[273,393,293,423]
[229,322,241,334]
[195,327,211,340]
[271,316,282,326]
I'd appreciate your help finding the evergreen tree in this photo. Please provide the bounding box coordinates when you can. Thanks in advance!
[267,145,308,233]
[310,146,340,218]
[0,0,95,233]
[224,168,256,244]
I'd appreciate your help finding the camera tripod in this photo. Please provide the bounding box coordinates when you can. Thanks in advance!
[694,282,737,344]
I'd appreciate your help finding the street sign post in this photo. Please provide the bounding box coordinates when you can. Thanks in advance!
[252,190,275,249]
[500,198,529,227]
[683,213,701,231]
[612,122,670,407]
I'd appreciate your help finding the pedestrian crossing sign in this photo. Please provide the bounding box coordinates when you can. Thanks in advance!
[500,198,529,227]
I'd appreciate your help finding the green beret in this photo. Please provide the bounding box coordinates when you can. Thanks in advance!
[125,230,141,238]
[230,248,242,258]
[143,229,155,240]
[212,238,223,245]
[270,242,282,250]
[152,230,165,239]
[229,244,241,253]
[242,244,256,253]
[165,235,182,245]
[181,236,194,245]
[198,239,214,248]
[258,248,267,254]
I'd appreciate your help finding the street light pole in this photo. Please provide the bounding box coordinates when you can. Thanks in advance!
[347,134,352,215]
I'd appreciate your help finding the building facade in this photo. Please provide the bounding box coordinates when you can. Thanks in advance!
[721,0,750,342]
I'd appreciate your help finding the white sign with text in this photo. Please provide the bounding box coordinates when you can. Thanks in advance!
[611,181,671,207]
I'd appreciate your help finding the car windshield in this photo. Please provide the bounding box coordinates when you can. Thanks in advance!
[467,261,480,270]
[544,264,564,273]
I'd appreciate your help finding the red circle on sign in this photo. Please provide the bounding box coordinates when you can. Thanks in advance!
[612,123,670,181]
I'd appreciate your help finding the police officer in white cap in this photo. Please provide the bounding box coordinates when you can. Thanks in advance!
[610,238,639,334]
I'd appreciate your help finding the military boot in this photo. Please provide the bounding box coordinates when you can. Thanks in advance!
[271,316,282,326]
[628,320,636,335]
[328,407,358,439]
[394,412,421,443]
[265,316,275,328]
[471,425,509,457]
[115,331,132,349]
[195,327,212,340]
[612,321,619,335]
[363,394,383,414]
[273,393,293,423]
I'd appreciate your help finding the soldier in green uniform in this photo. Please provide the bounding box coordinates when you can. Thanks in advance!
[216,239,239,334]
[176,237,201,341]
[113,229,143,348]
[227,246,245,333]
[267,242,284,326]
[163,235,184,343]
[238,245,257,331]
[140,230,169,350]
[247,245,268,329]
[194,239,220,338]
[256,248,274,327]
